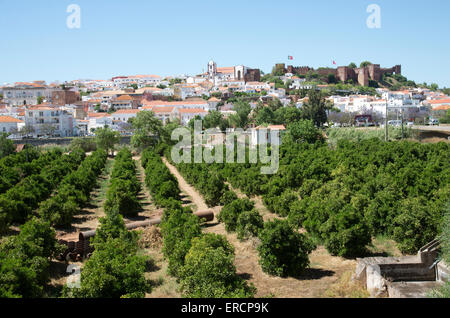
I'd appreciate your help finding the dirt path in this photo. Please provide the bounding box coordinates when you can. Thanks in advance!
[125,156,164,222]
[162,157,208,212]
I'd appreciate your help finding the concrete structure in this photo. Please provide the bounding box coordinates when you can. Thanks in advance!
[355,239,448,298]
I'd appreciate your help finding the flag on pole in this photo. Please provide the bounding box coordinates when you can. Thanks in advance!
[333,60,336,65]
[288,56,293,60]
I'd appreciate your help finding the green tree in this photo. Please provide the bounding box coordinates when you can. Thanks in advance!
[236,209,264,241]
[0,134,16,159]
[257,219,316,277]
[95,127,120,156]
[254,107,275,126]
[392,197,441,254]
[229,100,252,128]
[360,61,372,68]
[327,73,337,84]
[348,62,357,69]
[430,83,439,91]
[179,234,255,298]
[218,198,255,233]
[130,111,163,150]
[0,218,62,298]
[286,119,323,144]
[67,210,149,298]
[301,90,331,127]
[161,206,202,277]
[203,110,229,131]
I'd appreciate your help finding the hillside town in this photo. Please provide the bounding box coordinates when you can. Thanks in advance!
[1,0,450,304]
[1,60,449,139]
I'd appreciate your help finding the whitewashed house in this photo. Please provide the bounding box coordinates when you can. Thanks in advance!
[25,106,75,137]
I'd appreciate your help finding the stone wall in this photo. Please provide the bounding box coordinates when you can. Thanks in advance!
[281,63,401,86]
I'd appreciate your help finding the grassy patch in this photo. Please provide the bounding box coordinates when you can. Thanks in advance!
[323,271,370,298]
[368,235,403,257]
[95,158,114,203]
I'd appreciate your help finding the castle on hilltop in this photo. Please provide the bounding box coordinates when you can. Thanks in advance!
[275,63,401,86]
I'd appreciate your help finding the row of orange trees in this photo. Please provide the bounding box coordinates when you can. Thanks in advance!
[142,146,256,297]
[104,148,141,217]
[0,146,43,194]
[0,148,86,234]
[38,149,108,227]
[216,138,450,256]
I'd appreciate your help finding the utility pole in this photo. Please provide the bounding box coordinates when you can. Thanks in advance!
[385,99,388,141]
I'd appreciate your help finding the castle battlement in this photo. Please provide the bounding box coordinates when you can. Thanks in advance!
[278,63,401,86]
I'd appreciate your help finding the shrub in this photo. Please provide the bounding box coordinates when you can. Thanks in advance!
[141,148,180,207]
[393,197,441,254]
[179,234,255,298]
[160,206,202,277]
[0,218,62,298]
[221,190,239,206]
[69,138,97,152]
[67,210,149,298]
[104,148,141,217]
[273,189,299,217]
[236,209,264,241]
[218,198,254,233]
[257,219,316,277]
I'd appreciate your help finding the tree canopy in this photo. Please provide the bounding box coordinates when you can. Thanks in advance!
[95,127,120,156]
[131,111,164,150]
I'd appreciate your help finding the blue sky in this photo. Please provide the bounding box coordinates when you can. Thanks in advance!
[1,0,449,87]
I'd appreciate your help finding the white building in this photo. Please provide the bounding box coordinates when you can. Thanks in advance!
[2,83,57,106]
[112,75,161,88]
[86,113,114,133]
[25,106,75,137]
[178,108,208,126]
[110,109,140,123]
[141,107,179,125]
[0,116,25,134]
[141,100,212,111]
